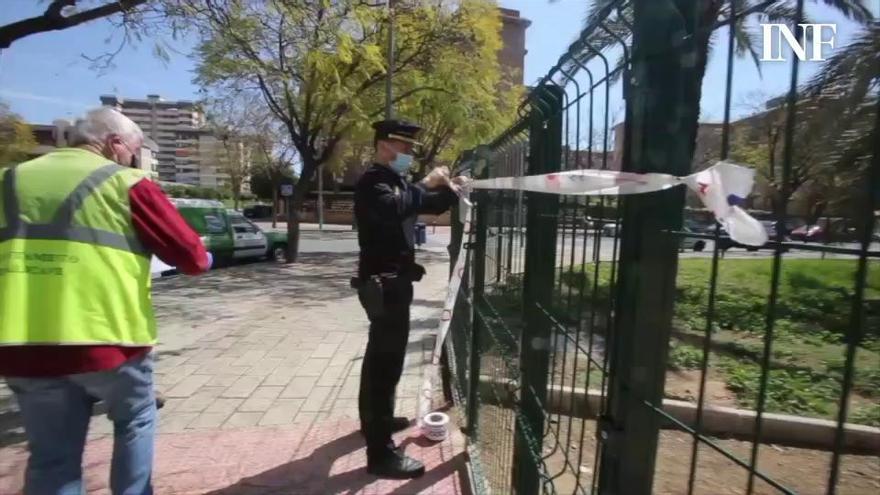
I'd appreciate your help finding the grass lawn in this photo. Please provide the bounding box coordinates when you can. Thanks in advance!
[548,258,879,425]
[668,258,879,425]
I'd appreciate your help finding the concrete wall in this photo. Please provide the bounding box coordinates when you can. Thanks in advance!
[478,378,880,454]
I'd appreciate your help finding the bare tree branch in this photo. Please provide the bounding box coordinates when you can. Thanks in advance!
[0,0,150,48]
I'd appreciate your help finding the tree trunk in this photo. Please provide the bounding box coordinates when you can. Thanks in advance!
[285,202,301,263]
[284,165,317,263]
[272,181,279,229]
[771,191,791,221]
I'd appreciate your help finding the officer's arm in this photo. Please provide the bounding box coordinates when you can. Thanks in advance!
[364,181,421,223]
[412,183,457,215]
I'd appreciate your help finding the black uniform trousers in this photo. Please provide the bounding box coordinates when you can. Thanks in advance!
[358,276,414,456]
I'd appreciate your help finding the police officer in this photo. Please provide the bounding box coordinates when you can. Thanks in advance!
[354,119,466,478]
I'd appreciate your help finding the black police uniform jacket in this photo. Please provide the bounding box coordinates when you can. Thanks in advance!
[355,163,457,279]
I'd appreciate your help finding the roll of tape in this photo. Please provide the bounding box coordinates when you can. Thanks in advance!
[421,412,449,442]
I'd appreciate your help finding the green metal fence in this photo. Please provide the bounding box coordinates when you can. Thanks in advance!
[444,1,878,494]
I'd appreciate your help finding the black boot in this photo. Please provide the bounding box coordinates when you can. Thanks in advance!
[367,447,425,479]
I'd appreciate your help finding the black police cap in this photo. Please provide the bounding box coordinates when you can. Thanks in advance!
[372,119,422,146]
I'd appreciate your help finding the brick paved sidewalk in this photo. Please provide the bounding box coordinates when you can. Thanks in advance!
[0,250,468,495]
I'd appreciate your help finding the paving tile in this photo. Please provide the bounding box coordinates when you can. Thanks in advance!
[296,358,330,377]
[316,365,347,387]
[193,358,238,375]
[292,411,319,426]
[240,396,275,412]
[258,399,304,426]
[251,386,283,399]
[232,349,268,367]
[165,375,212,398]
[245,358,283,377]
[339,376,361,399]
[158,412,199,433]
[300,386,334,413]
[311,342,340,359]
[222,412,263,429]
[221,376,263,398]
[205,374,242,388]
[187,412,233,430]
[262,366,300,386]
[279,376,318,399]
[322,331,348,343]
[328,350,359,367]
[184,349,222,365]
[205,398,244,415]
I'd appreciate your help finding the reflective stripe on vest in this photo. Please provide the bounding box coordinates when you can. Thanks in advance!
[0,157,156,347]
[0,165,147,256]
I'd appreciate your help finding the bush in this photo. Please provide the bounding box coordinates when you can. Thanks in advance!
[849,403,880,426]
[667,342,703,370]
[723,364,838,418]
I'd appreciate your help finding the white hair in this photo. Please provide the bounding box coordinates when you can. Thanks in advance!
[68,107,143,147]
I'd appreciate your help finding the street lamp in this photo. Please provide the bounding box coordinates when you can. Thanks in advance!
[366,0,396,119]
[385,0,395,119]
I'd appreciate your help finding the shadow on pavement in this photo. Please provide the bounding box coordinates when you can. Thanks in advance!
[202,428,468,495]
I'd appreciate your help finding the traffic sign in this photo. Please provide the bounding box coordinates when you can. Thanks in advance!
[281,184,293,197]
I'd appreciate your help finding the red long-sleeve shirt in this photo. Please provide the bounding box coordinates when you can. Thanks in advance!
[0,179,209,377]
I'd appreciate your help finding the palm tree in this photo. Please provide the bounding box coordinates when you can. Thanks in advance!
[573,1,873,77]
[799,21,879,221]
[557,0,873,178]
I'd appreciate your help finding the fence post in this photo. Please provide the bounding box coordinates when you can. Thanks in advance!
[467,149,490,436]
[513,85,563,495]
[598,1,702,494]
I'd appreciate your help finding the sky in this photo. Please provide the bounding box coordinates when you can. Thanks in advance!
[0,0,875,128]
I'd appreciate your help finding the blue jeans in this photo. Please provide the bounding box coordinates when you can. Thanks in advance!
[6,353,156,495]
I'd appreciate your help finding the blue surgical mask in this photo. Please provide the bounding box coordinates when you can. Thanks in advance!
[390,152,414,174]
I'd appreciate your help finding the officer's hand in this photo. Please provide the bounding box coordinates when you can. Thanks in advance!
[421,166,451,189]
[451,176,471,188]
[449,176,471,196]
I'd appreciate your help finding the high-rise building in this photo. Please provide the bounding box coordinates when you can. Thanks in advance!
[499,8,531,86]
[100,94,227,187]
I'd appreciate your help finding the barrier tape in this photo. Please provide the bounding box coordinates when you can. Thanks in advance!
[420,161,767,417]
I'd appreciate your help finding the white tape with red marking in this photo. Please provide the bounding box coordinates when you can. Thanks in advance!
[421,161,767,418]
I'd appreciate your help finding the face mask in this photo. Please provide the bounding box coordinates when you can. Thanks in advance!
[121,141,140,169]
[390,152,414,175]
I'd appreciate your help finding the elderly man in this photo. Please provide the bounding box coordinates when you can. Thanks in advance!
[0,107,210,494]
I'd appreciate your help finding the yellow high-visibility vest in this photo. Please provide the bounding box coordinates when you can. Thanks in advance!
[0,148,156,346]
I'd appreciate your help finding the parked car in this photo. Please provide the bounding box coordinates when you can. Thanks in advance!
[595,220,707,251]
[681,220,706,253]
[761,220,790,239]
[172,198,289,263]
[680,226,706,252]
[790,224,821,242]
[601,222,619,237]
[791,219,860,243]
[712,221,789,253]
[243,204,274,219]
